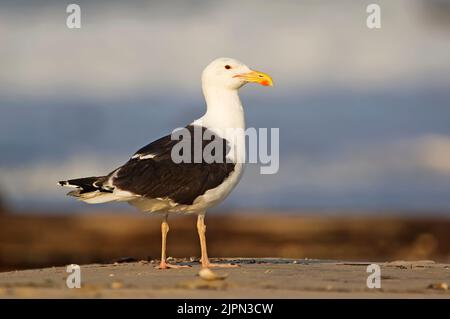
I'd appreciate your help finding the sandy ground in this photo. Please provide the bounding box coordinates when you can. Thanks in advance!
[0,258,449,298]
[1,213,450,271]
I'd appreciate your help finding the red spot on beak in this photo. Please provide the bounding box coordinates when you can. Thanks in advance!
[260,80,270,86]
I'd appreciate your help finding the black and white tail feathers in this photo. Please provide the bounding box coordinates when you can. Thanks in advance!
[58,176,116,203]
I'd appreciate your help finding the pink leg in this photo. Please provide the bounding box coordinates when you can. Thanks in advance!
[156,215,190,269]
[197,213,239,269]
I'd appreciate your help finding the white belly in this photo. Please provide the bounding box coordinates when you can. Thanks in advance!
[128,162,244,214]
[191,162,244,211]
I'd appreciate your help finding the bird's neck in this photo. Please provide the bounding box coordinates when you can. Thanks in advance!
[196,85,245,131]
[192,84,246,164]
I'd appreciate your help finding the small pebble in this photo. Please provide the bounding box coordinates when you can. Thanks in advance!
[110,281,124,289]
[428,282,448,291]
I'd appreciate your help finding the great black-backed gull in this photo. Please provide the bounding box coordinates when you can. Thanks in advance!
[59,57,273,269]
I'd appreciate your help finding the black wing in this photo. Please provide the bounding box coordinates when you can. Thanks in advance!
[111,125,235,205]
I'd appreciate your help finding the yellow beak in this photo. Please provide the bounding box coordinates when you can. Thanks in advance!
[234,70,273,86]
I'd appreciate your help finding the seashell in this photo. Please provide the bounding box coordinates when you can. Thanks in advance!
[198,268,228,281]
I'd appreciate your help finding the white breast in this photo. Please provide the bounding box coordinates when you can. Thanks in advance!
[189,83,246,212]
[191,162,244,211]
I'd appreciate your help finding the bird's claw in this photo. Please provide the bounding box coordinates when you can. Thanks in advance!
[156,262,191,269]
[202,263,240,268]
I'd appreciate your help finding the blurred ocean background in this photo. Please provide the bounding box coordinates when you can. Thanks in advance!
[1,0,450,213]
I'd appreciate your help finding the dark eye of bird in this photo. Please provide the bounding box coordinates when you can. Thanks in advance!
[224,65,231,70]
